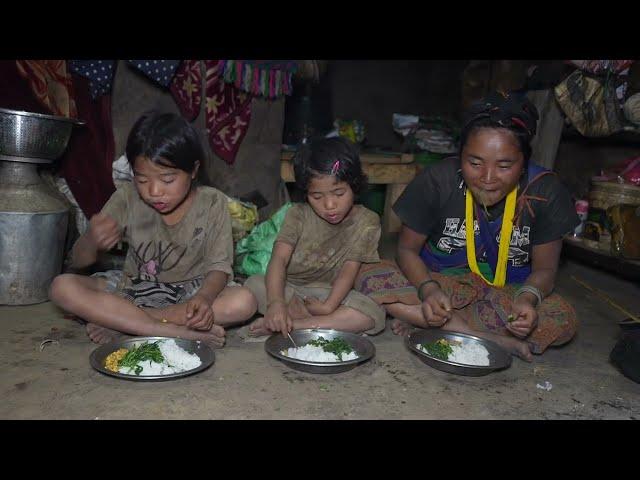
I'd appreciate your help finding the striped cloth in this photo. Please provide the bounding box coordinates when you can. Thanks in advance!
[92,270,202,308]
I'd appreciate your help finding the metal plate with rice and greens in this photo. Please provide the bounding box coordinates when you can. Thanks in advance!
[406,330,511,376]
[265,329,375,374]
[90,336,215,381]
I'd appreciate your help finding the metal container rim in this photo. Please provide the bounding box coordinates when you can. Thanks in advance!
[0,107,85,126]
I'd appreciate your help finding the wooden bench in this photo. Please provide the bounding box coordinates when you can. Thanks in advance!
[281,150,418,234]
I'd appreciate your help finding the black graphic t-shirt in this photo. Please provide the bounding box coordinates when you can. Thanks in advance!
[101,182,234,283]
[393,157,579,269]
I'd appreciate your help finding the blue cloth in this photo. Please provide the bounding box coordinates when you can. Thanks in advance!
[68,60,181,99]
[68,60,117,99]
[127,60,181,88]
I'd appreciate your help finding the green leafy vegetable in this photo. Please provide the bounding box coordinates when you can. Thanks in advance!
[307,336,354,361]
[420,339,453,360]
[118,341,165,375]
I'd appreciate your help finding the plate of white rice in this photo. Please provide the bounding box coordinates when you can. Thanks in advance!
[90,336,215,381]
[281,344,359,363]
[416,340,490,366]
[406,330,511,376]
[265,329,375,374]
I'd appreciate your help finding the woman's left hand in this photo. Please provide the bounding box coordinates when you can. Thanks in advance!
[507,298,538,338]
[304,297,334,316]
[185,294,215,331]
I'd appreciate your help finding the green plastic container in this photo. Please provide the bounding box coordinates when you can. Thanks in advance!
[415,151,446,167]
[360,185,385,216]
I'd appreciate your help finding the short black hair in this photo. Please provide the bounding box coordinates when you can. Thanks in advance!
[125,111,204,173]
[293,137,367,195]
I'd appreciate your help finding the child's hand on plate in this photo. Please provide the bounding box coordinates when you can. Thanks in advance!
[265,301,291,335]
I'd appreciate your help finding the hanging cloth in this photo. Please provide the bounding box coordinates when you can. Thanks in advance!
[204,60,253,165]
[15,60,78,117]
[218,60,297,98]
[67,60,117,100]
[127,60,181,88]
[170,59,202,121]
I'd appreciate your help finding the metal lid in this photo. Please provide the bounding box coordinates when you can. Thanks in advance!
[0,107,85,126]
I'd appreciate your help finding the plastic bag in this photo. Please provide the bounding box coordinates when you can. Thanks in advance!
[234,203,293,276]
[226,197,258,242]
[555,70,625,137]
[392,114,459,153]
[326,119,365,144]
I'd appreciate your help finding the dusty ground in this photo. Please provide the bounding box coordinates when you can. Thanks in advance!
[1,253,639,419]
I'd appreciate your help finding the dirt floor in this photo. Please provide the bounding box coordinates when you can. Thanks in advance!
[2,238,639,419]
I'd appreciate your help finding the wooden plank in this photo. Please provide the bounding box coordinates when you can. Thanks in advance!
[363,163,418,184]
[281,160,418,184]
[383,183,407,234]
[281,161,295,183]
[281,150,414,164]
[361,153,414,164]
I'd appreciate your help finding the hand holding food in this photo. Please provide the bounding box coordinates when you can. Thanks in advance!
[87,213,121,251]
[507,299,538,338]
[421,285,453,327]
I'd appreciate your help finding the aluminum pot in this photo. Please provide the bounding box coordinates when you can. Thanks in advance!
[0,108,84,163]
[0,161,69,304]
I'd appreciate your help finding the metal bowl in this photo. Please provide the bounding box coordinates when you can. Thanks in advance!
[90,336,215,381]
[265,329,375,374]
[0,108,84,163]
[406,329,512,377]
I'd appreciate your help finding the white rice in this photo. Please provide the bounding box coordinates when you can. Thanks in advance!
[282,344,358,363]
[118,339,202,376]
[418,341,490,366]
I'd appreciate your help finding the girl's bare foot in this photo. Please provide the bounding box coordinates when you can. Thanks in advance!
[86,323,127,344]
[391,318,414,336]
[247,317,272,337]
[488,335,534,362]
[176,325,226,348]
[87,321,225,348]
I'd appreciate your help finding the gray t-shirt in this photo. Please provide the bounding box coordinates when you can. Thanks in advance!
[101,182,234,283]
[276,203,381,286]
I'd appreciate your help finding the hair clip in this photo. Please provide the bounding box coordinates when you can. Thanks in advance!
[330,160,340,175]
[511,117,529,132]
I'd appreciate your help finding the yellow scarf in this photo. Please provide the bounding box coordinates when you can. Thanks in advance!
[465,186,517,287]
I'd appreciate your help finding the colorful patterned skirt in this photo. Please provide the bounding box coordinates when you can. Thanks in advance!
[355,260,578,354]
